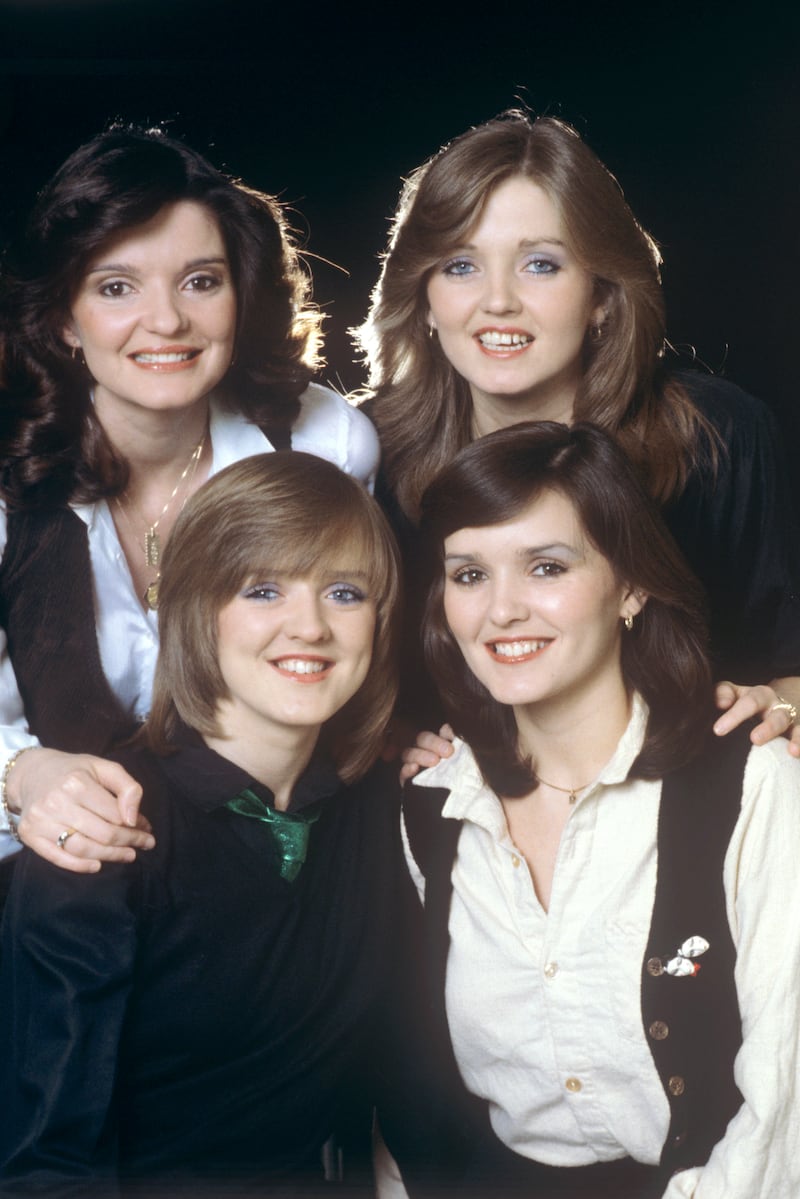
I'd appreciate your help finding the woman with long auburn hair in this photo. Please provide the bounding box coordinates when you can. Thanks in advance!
[381,422,800,1199]
[357,111,800,759]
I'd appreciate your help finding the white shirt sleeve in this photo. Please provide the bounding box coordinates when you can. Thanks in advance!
[291,383,380,491]
[0,507,40,849]
[664,740,800,1198]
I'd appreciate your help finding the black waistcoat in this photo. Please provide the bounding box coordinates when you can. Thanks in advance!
[0,507,134,754]
[401,726,750,1181]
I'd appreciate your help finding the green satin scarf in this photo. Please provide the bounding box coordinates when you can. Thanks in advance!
[226,788,321,882]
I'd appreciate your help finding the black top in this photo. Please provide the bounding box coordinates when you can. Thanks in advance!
[661,370,800,681]
[0,734,404,1194]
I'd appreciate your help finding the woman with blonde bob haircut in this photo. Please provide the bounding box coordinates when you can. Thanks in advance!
[148,451,400,782]
[0,452,407,1195]
[359,109,800,761]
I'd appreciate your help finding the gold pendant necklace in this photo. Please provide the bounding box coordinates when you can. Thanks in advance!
[115,431,206,611]
[534,772,594,805]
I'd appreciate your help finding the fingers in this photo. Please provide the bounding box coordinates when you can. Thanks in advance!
[713,683,775,737]
[76,757,150,831]
[714,682,798,749]
[713,681,738,712]
[15,752,155,872]
[398,731,456,785]
[398,760,421,785]
[749,700,798,747]
[417,731,455,758]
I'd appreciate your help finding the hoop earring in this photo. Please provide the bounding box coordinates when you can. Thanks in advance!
[624,613,634,631]
[428,324,436,340]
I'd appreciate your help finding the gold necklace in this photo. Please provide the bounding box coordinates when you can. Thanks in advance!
[115,431,206,610]
[534,772,595,805]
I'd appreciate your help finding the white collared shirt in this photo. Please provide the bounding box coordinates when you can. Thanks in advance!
[397,697,800,1198]
[0,385,379,851]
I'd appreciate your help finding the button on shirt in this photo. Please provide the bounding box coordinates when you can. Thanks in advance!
[0,384,379,853]
[401,696,800,1198]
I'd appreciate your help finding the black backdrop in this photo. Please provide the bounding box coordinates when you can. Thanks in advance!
[1,0,798,441]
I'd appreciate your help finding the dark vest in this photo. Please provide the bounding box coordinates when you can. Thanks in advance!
[0,508,134,754]
[402,727,749,1182]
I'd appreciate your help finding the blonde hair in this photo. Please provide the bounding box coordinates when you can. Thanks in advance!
[147,453,401,783]
[357,111,712,521]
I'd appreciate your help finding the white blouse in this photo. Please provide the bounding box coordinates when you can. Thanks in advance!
[396,698,800,1198]
[0,384,379,853]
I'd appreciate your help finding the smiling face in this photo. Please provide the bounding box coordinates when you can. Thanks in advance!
[213,567,377,749]
[426,176,603,426]
[63,200,237,428]
[442,489,642,724]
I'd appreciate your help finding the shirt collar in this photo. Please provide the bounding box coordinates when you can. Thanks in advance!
[412,693,649,835]
[159,724,342,816]
[70,396,273,532]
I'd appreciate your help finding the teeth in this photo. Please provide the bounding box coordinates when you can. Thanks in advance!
[492,640,547,658]
[478,331,532,348]
[277,659,328,675]
[134,351,196,364]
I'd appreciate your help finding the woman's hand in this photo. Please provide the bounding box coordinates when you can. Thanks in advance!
[7,747,155,873]
[399,724,455,784]
[714,678,800,757]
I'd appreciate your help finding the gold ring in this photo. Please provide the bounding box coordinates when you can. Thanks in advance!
[56,828,77,850]
[769,698,798,725]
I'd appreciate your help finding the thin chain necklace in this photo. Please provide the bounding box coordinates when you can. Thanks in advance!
[534,771,595,805]
[115,430,206,610]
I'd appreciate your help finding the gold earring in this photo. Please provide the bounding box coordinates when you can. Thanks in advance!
[624,613,634,631]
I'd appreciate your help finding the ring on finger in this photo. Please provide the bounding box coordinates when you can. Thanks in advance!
[768,697,798,726]
[56,827,77,850]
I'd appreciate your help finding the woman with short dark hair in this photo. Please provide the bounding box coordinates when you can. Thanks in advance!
[386,422,800,1198]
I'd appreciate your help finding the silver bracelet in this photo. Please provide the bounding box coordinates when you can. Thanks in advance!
[1,747,34,843]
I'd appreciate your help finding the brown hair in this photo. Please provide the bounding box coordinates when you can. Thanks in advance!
[357,111,714,522]
[0,125,322,508]
[147,452,401,783]
[420,421,713,795]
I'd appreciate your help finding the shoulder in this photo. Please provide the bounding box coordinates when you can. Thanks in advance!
[672,368,779,444]
[741,739,800,819]
[292,383,380,488]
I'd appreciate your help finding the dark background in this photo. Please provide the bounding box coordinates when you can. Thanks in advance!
[1,0,798,436]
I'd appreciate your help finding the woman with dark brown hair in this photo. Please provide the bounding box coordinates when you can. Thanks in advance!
[0,125,378,874]
[0,451,404,1194]
[357,111,800,759]
[384,422,800,1199]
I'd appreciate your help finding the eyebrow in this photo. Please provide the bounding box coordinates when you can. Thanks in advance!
[454,237,567,253]
[255,568,374,582]
[85,256,229,276]
[445,541,581,563]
